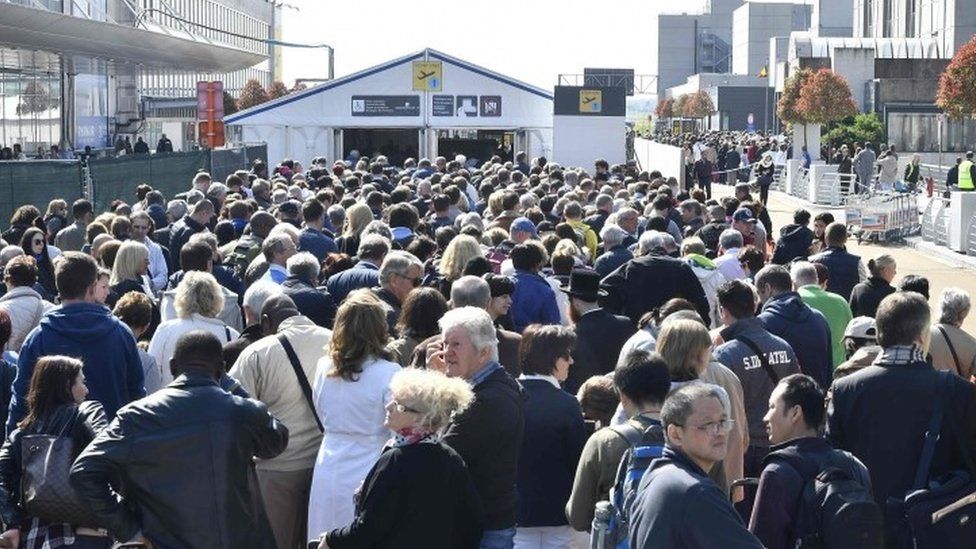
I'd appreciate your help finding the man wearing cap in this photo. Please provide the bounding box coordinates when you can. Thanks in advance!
[228,294,329,549]
[833,316,882,378]
[493,217,537,276]
[562,269,634,395]
[732,207,761,248]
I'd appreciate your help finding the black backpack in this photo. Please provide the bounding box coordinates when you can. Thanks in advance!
[767,447,884,549]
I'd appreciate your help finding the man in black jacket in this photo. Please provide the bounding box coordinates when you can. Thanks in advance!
[808,221,866,301]
[562,269,635,394]
[749,374,871,549]
[168,199,213,271]
[630,383,763,548]
[282,251,338,329]
[827,292,976,545]
[71,330,289,549]
[601,231,710,326]
[435,307,525,549]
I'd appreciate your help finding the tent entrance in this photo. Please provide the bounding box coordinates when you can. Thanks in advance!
[437,129,514,164]
[342,128,419,166]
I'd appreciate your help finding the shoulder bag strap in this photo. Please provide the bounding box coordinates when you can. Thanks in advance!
[937,325,963,377]
[912,373,949,490]
[277,334,324,433]
[736,335,780,385]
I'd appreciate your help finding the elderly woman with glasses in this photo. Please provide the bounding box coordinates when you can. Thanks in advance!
[315,368,482,549]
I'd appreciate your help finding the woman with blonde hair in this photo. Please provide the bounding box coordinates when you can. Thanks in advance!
[148,271,239,385]
[307,291,401,544]
[107,240,150,308]
[335,203,373,255]
[315,368,482,548]
[436,235,483,297]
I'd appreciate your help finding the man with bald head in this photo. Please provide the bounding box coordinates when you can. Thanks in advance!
[229,294,331,549]
[71,330,288,548]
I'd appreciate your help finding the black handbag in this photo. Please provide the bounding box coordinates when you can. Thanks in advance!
[20,409,101,527]
[887,372,976,548]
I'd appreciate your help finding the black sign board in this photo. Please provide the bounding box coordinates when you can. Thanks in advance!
[583,68,635,96]
[456,96,478,117]
[350,95,420,117]
[553,86,627,117]
[432,95,454,116]
[479,96,502,117]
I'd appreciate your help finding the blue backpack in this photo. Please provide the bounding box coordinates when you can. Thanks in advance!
[600,421,665,549]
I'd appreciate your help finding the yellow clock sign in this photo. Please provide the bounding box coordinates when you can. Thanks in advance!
[580,89,602,113]
[412,61,443,92]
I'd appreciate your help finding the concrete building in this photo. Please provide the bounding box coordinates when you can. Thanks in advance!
[733,2,812,76]
[649,0,745,98]
[0,0,268,153]
[854,0,976,55]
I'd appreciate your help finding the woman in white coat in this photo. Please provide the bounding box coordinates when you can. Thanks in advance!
[148,271,239,386]
[307,290,401,544]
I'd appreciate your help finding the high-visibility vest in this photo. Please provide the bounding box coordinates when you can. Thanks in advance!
[960,160,975,190]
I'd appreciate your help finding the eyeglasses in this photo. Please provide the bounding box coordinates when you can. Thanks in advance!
[397,273,423,287]
[391,400,421,414]
[31,239,43,245]
[677,419,735,436]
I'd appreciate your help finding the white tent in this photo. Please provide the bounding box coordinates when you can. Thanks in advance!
[225,48,553,166]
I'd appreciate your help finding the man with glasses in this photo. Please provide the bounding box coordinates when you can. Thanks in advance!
[372,250,424,332]
[630,383,763,548]
[129,211,168,293]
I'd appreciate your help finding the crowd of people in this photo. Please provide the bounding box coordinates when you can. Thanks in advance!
[0,147,968,549]
[0,134,173,162]
[655,128,935,196]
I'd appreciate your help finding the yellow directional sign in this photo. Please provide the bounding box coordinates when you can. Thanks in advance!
[580,89,602,113]
[412,61,443,92]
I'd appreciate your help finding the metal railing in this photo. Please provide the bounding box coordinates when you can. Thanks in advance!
[921,198,949,243]
[968,214,976,256]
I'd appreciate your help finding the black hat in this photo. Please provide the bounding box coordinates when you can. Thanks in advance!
[560,268,606,302]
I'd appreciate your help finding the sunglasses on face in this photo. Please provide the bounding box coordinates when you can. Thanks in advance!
[32,239,43,245]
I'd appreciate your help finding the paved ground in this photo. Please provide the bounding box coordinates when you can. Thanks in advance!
[737,186,976,333]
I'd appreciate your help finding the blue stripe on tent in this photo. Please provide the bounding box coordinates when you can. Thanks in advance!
[225,51,426,124]
[427,51,553,100]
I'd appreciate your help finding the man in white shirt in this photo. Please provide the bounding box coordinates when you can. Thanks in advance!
[129,211,168,293]
[715,229,747,281]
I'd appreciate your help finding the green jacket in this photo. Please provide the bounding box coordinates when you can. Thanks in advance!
[798,284,853,368]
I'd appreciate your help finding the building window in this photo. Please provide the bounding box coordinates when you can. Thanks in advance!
[882,0,894,37]
[905,0,917,37]
[863,0,874,36]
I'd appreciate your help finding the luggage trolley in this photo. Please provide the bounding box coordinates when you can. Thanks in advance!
[845,192,920,244]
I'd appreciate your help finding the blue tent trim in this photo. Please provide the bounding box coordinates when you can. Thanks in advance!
[225,48,552,124]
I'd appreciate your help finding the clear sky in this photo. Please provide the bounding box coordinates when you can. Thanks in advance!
[279,0,709,90]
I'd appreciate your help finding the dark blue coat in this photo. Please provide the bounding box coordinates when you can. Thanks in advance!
[282,276,338,329]
[809,246,861,301]
[758,292,833,389]
[516,379,587,527]
[326,261,380,303]
[593,245,633,278]
[510,270,560,333]
[299,227,337,262]
[771,224,813,265]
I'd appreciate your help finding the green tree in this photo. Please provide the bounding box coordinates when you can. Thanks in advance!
[822,112,885,148]
[937,35,976,118]
[237,79,270,111]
